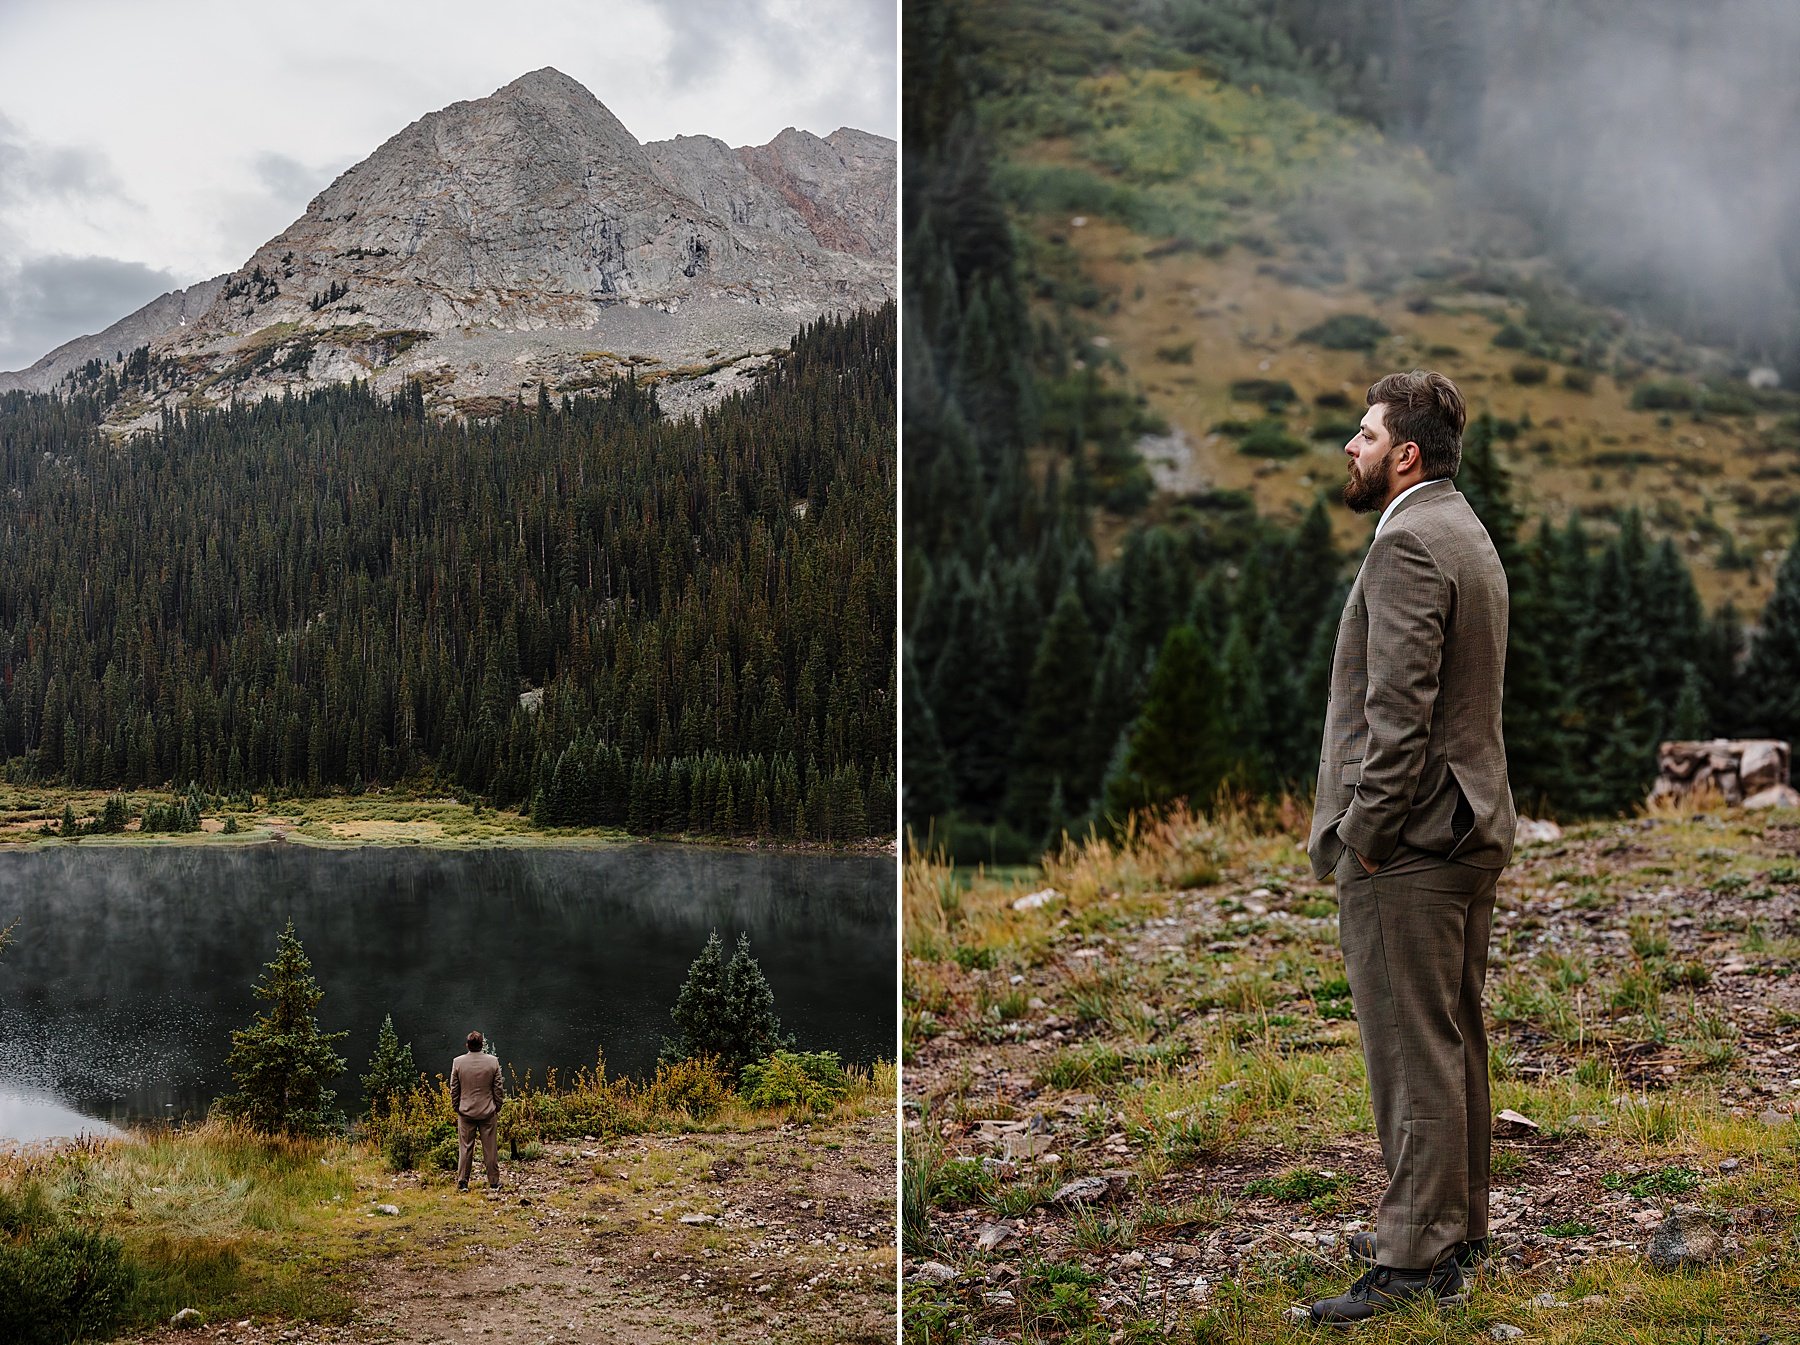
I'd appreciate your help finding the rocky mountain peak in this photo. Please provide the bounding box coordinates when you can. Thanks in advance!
[5,69,892,420]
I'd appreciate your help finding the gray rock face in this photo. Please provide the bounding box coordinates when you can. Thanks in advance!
[11,67,893,423]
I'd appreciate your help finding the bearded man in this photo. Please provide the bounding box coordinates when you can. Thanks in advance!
[1305,370,1516,1324]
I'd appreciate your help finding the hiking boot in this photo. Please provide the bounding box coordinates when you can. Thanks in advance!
[1308,1257,1466,1325]
[1348,1231,1489,1269]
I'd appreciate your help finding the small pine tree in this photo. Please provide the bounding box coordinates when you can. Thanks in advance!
[360,1013,418,1118]
[1744,523,1800,771]
[1103,624,1233,822]
[96,794,130,834]
[220,921,349,1135]
[665,931,791,1074]
[60,803,78,836]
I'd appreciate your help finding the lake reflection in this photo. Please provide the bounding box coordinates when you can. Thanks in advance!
[0,843,893,1138]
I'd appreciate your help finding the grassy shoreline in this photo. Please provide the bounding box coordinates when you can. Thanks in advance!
[5,1062,898,1343]
[0,785,894,855]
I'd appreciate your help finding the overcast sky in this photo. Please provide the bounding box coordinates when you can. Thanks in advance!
[0,0,897,374]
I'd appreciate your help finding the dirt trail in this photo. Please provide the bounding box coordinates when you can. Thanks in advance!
[131,1113,895,1345]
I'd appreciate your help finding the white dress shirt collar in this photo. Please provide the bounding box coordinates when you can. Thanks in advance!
[1375,479,1438,537]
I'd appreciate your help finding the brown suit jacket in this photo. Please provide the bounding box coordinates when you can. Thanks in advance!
[450,1050,504,1121]
[1307,479,1515,880]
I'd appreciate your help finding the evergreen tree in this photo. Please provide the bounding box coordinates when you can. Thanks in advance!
[1743,522,1800,774]
[220,921,349,1136]
[665,931,791,1075]
[1004,583,1097,837]
[360,1013,419,1118]
[1101,624,1232,822]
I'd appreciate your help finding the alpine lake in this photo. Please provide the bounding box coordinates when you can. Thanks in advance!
[0,841,894,1141]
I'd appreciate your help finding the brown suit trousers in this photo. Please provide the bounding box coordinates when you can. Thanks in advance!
[1307,480,1514,1268]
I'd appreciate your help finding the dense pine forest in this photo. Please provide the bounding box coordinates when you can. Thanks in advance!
[0,306,896,842]
[902,0,1800,862]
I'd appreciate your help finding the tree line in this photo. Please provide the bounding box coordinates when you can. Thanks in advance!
[0,306,896,842]
[902,0,1800,862]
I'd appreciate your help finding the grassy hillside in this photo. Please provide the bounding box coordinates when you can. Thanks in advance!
[975,6,1799,612]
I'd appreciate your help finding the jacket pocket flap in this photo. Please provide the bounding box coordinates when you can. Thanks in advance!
[1339,759,1362,785]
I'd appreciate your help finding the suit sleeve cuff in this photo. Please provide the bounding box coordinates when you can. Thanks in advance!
[1335,809,1397,867]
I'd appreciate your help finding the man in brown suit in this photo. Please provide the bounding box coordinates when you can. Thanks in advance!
[450,1030,504,1191]
[1305,370,1515,1324]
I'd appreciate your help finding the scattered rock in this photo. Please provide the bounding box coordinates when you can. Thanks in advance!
[1516,817,1564,844]
[1531,1292,1570,1307]
[1013,888,1061,911]
[911,1261,957,1284]
[1758,1109,1790,1128]
[980,1157,1017,1180]
[374,1203,400,1216]
[678,1212,717,1225]
[1004,1134,1053,1161]
[1648,1206,1725,1270]
[1050,1170,1133,1206]
[1488,1325,1525,1341]
[171,1308,204,1329]
[982,1290,1016,1307]
[1719,1158,1740,1172]
[1052,1176,1113,1205]
[1745,785,1800,809]
[1494,1109,1540,1133]
[975,1223,1015,1252]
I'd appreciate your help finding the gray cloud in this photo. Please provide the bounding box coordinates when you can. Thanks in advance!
[647,0,894,137]
[0,254,179,374]
[1470,0,1800,359]
[252,150,329,205]
[0,112,126,208]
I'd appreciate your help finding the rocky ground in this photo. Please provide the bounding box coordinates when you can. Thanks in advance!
[120,1109,893,1345]
[903,806,1800,1341]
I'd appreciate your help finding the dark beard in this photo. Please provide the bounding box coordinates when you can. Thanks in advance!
[1343,448,1392,514]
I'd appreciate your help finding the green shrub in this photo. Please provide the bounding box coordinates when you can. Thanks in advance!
[383,1129,417,1172]
[427,1135,459,1172]
[741,1050,852,1114]
[1296,314,1388,351]
[1227,378,1297,406]
[1510,363,1549,385]
[1244,1167,1349,1203]
[1562,368,1595,393]
[1700,387,1757,416]
[1236,420,1307,459]
[1630,380,1698,411]
[644,1056,733,1119]
[0,1228,138,1345]
[926,1156,994,1210]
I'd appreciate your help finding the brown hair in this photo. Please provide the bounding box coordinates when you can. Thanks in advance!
[1366,370,1466,480]
[467,1030,484,1052]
